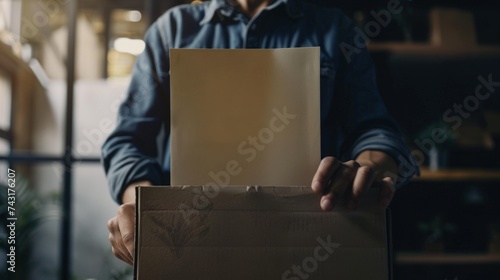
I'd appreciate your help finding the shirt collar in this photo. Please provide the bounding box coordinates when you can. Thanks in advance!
[200,0,303,25]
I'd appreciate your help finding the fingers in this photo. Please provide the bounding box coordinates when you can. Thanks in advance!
[378,177,395,209]
[108,231,132,264]
[107,202,136,265]
[313,157,385,212]
[349,165,376,210]
[117,204,136,257]
[320,160,359,211]
[311,157,341,194]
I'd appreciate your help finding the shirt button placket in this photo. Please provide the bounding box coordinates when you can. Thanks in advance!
[246,24,258,48]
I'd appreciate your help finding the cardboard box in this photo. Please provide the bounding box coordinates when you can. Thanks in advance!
[135,186,390,280]
[142,47,391,279]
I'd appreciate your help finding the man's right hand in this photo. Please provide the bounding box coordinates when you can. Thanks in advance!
[107,181,151,265]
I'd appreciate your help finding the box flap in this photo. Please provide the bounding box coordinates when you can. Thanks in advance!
[135,186,389,280]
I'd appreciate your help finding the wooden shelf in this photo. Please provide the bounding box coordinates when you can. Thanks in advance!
[0,41,30,74]
[367,42,500,56]
[413,168,500,182]
[396,253,500,265]
[0,41,40,151]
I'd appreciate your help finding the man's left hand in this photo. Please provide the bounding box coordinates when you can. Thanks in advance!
[311,156,396,211]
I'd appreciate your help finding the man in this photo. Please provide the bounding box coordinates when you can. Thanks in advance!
[103,0,418,265]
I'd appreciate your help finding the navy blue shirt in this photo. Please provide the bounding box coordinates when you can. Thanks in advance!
[102,0,418,203]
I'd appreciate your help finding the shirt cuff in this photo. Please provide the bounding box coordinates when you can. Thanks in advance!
[349,129,420,188]
[110,158,163,204]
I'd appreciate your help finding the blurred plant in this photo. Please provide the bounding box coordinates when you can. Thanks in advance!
[416,121,457,150]
[418,215,457,252]
[371,0,415,41]
[109,266,134,280]
[392,0,415,41]
[415,121,457,169]
[489,222,500,254]
[1,176,134,280]
[69,265,133,280]
[0,176,60,280]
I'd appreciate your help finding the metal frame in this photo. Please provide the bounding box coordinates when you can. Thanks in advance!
[0,129,9,141]
[60,1,78,279]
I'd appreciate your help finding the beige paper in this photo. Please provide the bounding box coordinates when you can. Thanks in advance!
[135,186,389,280]
[170,48,320,186]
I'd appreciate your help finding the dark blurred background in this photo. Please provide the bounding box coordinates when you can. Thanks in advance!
[0,0,499,279]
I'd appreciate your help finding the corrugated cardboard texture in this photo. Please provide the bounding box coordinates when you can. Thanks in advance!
[135,186,389,280]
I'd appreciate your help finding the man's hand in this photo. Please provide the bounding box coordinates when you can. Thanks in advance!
[107,181,151,265]
[107,202,136,265]
[311,151,397,211]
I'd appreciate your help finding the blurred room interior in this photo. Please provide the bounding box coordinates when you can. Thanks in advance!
[0,0,499,279]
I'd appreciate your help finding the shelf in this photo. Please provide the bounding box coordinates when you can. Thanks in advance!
[367,42,500,56]
[0,41,30,74]
[413,168,500,182]
[396,253,500,265]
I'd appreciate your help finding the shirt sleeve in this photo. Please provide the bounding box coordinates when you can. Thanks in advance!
[335,15,419,187]
[101,21,170,204]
